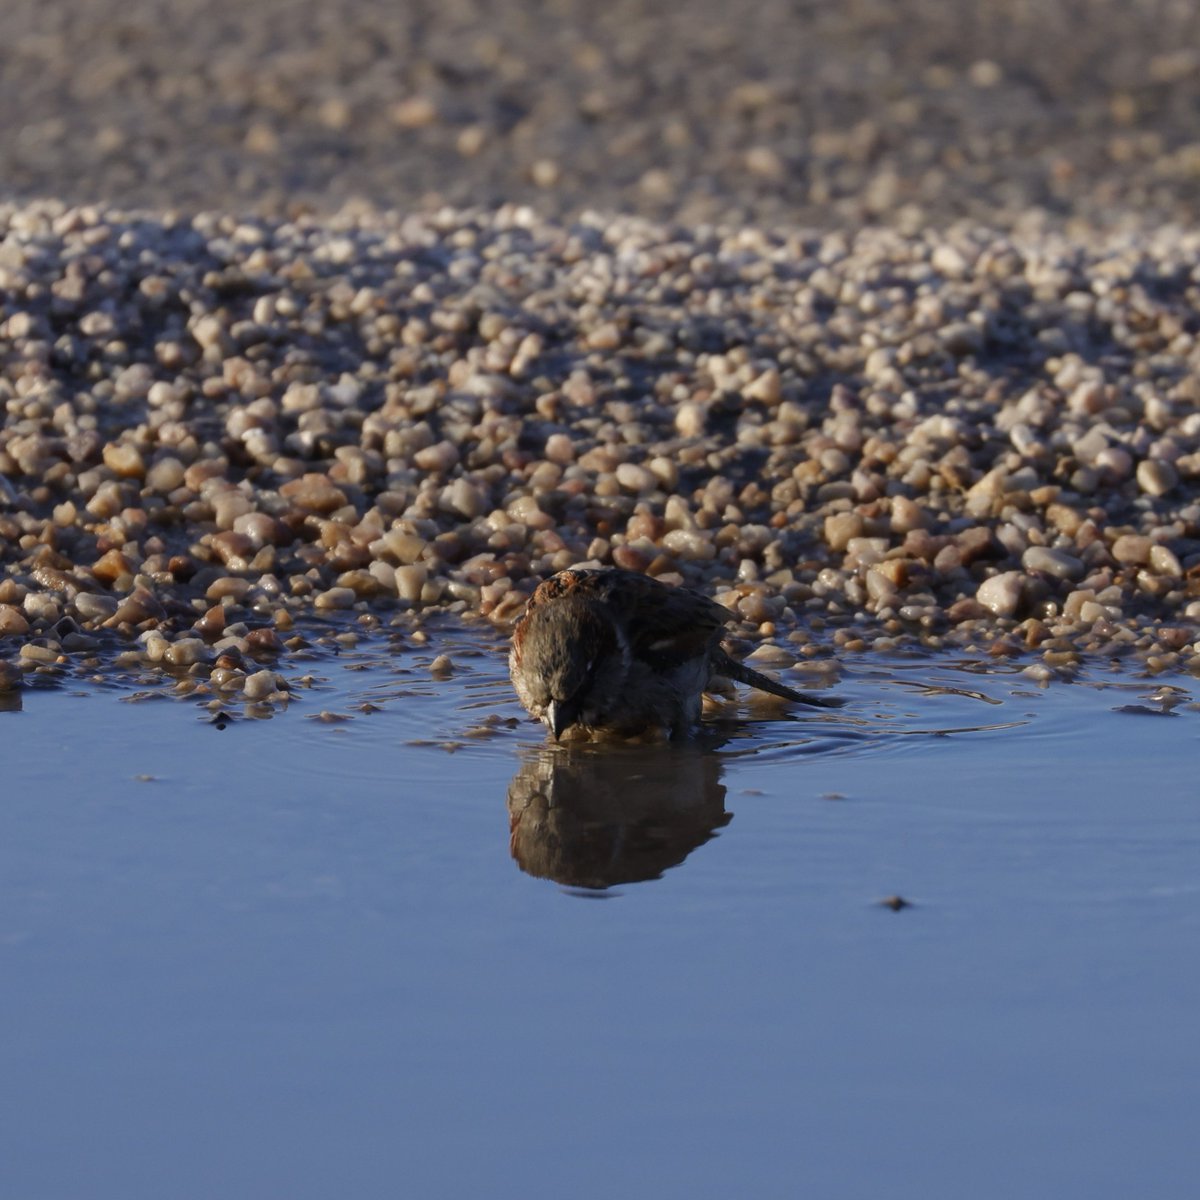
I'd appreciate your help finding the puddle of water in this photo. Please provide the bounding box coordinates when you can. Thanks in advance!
[2,630,1198,1199]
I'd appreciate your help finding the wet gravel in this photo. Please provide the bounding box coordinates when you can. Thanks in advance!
[2,201,1200,700]
[3,2,1200,699]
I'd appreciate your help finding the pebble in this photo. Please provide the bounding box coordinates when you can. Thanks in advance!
[1021,547,1085,582]
[20,643,61,664]
[314,587,357,611]
[1149,545,1182,576]
[395,565,428,603]
[0,606,32,636]
[1137,460,1178,497]
[1111,535,1153,565]
[976,572,1024,618]
[243,669,281,701]
[165,638,210,667]
[74,593,120,622]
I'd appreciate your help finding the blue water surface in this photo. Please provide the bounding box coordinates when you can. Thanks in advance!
[2,632,1197,1200]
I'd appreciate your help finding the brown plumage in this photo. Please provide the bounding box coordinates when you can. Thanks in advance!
[508,566,841,740]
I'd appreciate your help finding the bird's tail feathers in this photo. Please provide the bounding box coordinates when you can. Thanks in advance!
[713,650,845,708]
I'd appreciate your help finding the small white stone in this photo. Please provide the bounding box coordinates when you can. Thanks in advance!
[675,402,706,438]
[243,669,280,700]
[74,593,120,622]
[165,637,209,666]
[441,479,486,519]
[1149,545,1182,575]
[866,567,899,606]
[368,561,399,593]
[615,462,656,493]
[976,571,1023,617]
[1022,547,1084,581]
[661,529,717,560]
[395,565,428,602]
[141,631,170,662]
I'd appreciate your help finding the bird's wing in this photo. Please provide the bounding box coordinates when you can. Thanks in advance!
[547,568,732,669]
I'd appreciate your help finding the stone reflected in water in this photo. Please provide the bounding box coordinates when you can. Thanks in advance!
[506,742,731,890]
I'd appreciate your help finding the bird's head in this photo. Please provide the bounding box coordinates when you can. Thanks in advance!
[514,597,622,739]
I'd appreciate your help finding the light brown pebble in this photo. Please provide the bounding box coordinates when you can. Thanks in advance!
[92,549,135,584]
[414,441,460,472]
[1111,535,1152,565]
[279,473,348,513]
[1149,545,1182,575]
[107,589,167,626]
[243,669,281,700]
[141,632,170,662]
[0,606,32,636]
[314,586,357,610]
[1095,447,1133,480]
[24,593,60,622]
[824,512,864,552]
[1077,599,1111,624]
[209,666,244,689]
[1022,547,1084,581]
[103,443,146,479]
[165,638,210,667]
[586,322,622,351]
[675,402,706,438]
[745,643,795,666]
[73,593,120,622]
[744,367,782,404]
[376,528,427,565]
[441,479,486,519]
[615,463,656,493]
[889,496,927,534]
[1137,459,1177,496]
[206,577,252,602]
[395,564,428,603]
[19,643,61,664]
[390,95,438,128]
[976,571,1024,618]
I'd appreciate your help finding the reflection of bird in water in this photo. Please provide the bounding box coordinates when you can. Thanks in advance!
[506,742,730,889]
[509,567,842,741]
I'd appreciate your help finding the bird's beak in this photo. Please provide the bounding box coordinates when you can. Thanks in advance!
[546,698,578,741]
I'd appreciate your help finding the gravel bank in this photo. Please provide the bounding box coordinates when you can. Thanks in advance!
[4,0,1200,229]
[2,199,1200,699]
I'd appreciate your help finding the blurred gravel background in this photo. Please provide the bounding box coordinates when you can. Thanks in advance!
[4,0,1199,227]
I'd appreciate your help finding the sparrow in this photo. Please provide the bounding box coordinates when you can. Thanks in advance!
[508,566,842,741]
